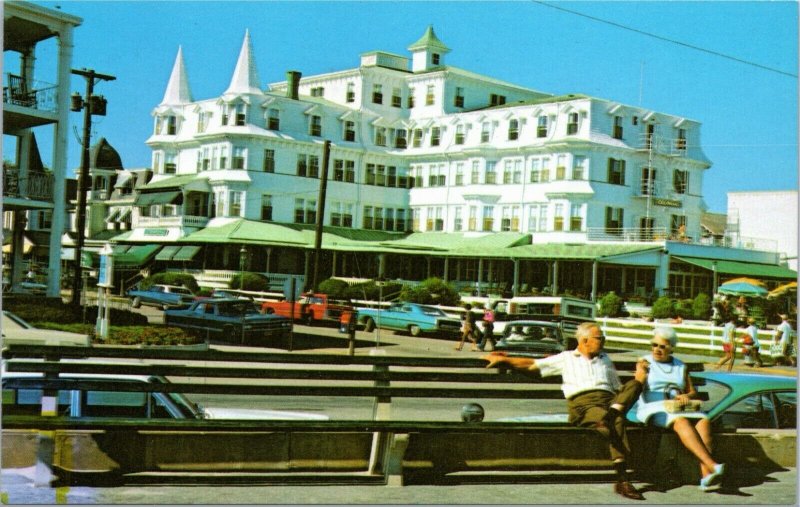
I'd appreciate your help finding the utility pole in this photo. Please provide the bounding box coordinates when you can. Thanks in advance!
[311,140,331,292]
[69,68,115,308]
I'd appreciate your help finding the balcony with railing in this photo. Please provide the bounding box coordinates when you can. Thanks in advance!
[3,168,54,202]
[587,226,670,242]
[135,215,210,229]
[3,74,58,113]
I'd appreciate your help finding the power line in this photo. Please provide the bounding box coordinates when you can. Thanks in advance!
[531,1,798,79]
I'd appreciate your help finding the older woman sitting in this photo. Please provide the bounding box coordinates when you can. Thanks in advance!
[628,327,725,491]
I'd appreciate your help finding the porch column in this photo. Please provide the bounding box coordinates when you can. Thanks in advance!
[378,253,386,279]
[621,268,627,296]
[591,260,599,302]
[425,256,431,278]
[265,247,272,274]
[512,258,520,297]
[331,250,337,277]
[303,250,312,291]
[477,258,484,296]
[552,260,559,296]
[443,257,449,282]
[456,259,461,282]
[655,251,670,297]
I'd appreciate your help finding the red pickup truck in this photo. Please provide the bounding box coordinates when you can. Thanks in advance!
[261,293,351,326]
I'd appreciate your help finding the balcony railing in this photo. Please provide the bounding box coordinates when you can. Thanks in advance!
[3,168,54,201]
[135,215,210,228]
[587,226,669,242]
[3,75,58,113]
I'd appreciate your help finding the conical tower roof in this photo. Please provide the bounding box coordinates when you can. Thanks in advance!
[160,46,193,105]
[407,25,450,53]
[224,29,261,95]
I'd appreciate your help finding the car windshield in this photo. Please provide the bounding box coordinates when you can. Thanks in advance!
[173,287,193,295]
[217,301,259,316]
[693,376,734,413]
[420,306,446,316]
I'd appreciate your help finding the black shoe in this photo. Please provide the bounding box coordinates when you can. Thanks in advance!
[615,481,645,500]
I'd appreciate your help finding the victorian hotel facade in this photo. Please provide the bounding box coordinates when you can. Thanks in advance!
[94,27,794,300]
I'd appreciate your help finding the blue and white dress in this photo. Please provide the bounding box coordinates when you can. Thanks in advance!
[627,353,708,428]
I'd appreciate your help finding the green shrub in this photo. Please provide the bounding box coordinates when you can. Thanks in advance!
[597,291,623,317]
[96,326,201,345]
[652,296,674,319]
[345,281,403,301]
[399,278,460,306]
[143,272,199,293]
[230,272,269,291]
[692,293,712,320]
[318,278,351,300]
[673,298,694,319]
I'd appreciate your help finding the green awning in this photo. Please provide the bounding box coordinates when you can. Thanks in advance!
[155,245,181,261]
[114,244,161,268]
[173,245,201,261]
[136,191,181,206]
[675,256,797,280]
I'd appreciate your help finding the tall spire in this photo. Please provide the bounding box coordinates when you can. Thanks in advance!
[160,46,193,105]
[225,29,261,95]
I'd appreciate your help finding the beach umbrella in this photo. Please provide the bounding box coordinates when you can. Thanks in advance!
[768,281,797,299]
[718,279,768,297]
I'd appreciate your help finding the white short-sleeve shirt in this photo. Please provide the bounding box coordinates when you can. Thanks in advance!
[777,321,794,346]
[535,350,622,399]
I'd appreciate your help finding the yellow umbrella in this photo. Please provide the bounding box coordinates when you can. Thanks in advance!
[768,281,797,299]
[722,277,766,287]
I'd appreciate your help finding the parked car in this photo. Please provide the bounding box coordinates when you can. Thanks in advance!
[492,320,566,358]
[127,284,196,310]
[163,298,291,345]
[1,369,328,421]
[2,311,91,347]
[261,293,351,326]
[356,302,462,337]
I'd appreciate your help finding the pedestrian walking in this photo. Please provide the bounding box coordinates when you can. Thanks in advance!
[456,304,478,351]
[715,316,737,371]
[773,314,796,366]
[742,317,763,367]
[478,307,496,351]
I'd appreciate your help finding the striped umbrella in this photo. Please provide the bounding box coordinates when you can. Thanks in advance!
[718,279,768,297]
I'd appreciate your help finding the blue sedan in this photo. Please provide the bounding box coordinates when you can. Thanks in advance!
[356,302,462,337]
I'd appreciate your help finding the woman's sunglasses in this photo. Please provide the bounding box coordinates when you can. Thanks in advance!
[650,342,670,350]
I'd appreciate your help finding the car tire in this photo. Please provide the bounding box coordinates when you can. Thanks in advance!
[364,318,375,332]
[131,297,141,309]
[409,325,422,337]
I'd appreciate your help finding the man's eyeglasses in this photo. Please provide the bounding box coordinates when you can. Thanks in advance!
[589,334,606,341]
[651,342,670,350]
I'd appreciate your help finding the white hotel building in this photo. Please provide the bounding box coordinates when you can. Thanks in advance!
[91,27,794,298]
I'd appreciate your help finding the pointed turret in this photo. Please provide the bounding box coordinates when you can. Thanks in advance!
[224,29,261,95]
[160,46,193,106]
[408,26,450,72]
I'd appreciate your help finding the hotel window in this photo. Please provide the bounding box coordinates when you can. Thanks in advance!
[481,122,491,143]
[344,120,355,142]
[468,206,478,231]
[605,207,624,234]
[673,169,688,194]
[197,111,207,133]
[408,88,415,108]
[670,215,686,237]
[374,207,384,230]
[305,199,317,224]
[39,211,53,230]
[471,160,480,184]
[363,206,374,229]
[343,204,354,227]
[398,167,409,188]
[572,156,586,180]
[412,129,423,147]
[345,161,355,183]
[431,126,441,147]
[310,87,324,97]
[513,159,522,183]
[530,158,541,183]
[267,108,280,130]
[201,147,210,171]
[425,85,435,106]
[641,167,656,196]
[553,203,564,231]
[365,164,376,185]
[537,116,548,138]
[310,115,322,137]
[508,119,519,141]
[296,199,307,224]
[375,127,387,147]
[540,157,550,182]
[485,161,497,184]
[411,166,423,188]
[396,208,407,231]
[455,163,464,186]
[428,165,438,187]
[489,94,506,106]
[454,87,465,108]
[501,206,512,231]
[434,207,444,231]
[296,154,308,177]
[482,206,494,231]
[261,195,273,221]
[230,191,243,217]
[412,208,421,231]
[308,155,320,178]
[164,154,177,174]
[645,123,656,149]
[346,82,355,103]
[425,208,434,231]
[455,124,465,145]
[394,129,407,149]
[555,155,566,180]
[570,204,583,231]
[454,207,463,231]
[384,208,395,231]
[676,128,687,150]
[232,147,246,169]
[330,201,343,227]
[387,166,397,187]
[503,160,513,184]
[372,84,383,104]
[263,149,275,173]
[376,165,386,186]
[391,87,402,108]
[333,160,345,181]
[607,158,626,185]
[432,53,440,65]
[234,103,246,125]
[528,204,547,232]
[613,116,623,139]
[567,112,579,135]
[220,104,230,125]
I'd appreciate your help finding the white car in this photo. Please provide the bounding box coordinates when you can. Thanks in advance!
[2,311,91,347]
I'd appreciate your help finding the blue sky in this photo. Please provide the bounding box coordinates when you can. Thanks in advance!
[19,1,800,213]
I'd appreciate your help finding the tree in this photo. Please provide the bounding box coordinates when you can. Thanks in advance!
[230,272,269,291]
[399,278,460,306]
[692,293,712,320]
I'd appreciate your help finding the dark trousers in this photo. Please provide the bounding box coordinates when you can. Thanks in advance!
[478,324,495,350]
[566,380,643,462]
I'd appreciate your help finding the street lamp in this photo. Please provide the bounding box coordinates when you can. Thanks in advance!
[69,68,115,308]
[239,245,248,289]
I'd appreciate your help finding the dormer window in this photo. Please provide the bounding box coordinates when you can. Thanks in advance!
[372,84,383,104]
[613,116,623,139]
[537,116,548,138]
[156,115,177,135]
[346,83,355,103]
[310,87,324,97]
[489,94,506,106]
[197,111,207,133]
[454,87,465,108]
[481,122,491,143]
[310,115,322,137]
[375,127,387,147]
[234,103,246,126]
[408,88,415,108]
[267,108,280,130]
[432,53,440,65]
[508,119,519,141]
[391,87,402,108]
[430,126,441,147]
[455,124,465,145]
[221,104,230,125]
[676,128,687,150]
[343,120,355,142]
[412,129,423,147]
[567,112,579,135]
